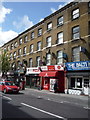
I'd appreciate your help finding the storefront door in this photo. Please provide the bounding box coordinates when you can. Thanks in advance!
[83,78,90,95]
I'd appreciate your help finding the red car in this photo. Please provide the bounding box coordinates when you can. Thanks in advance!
[0,81,20,94]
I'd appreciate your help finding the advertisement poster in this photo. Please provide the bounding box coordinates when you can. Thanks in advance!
[50,79,56,92]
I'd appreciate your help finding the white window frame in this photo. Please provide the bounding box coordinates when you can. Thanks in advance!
[46,36,51,47]
[57,16,63,26]
[37,41,41,51]
[46,53,51,65]
[72,47,80,62]
[36,56,40,67]
[30,44,33,53]
[47,22,52,31]
[57,51,63,65]
[72,26,80,39]
[29,58,33,67]
[38,28,42,36]
[72,8,79,19]
[31,32,34,39]
[57,32,63,44]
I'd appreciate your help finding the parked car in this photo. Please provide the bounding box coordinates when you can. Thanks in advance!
[0,81,20,94]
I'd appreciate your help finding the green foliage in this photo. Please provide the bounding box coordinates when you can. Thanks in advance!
[0,51,10,74]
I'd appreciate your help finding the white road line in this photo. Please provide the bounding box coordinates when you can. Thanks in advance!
[21,102,67,120]
[3,96,12,100]
[84,107,90,110]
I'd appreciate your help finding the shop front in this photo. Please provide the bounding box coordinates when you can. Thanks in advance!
[65,61,90,95]
[39,65,65,93]
[26,67,41,89]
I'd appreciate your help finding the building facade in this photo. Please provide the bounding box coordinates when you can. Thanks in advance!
[1,1,90,95]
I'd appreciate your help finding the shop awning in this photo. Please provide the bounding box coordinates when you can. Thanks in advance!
[39,71,58,77]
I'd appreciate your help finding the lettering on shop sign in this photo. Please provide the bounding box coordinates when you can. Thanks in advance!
[66,61,90,71]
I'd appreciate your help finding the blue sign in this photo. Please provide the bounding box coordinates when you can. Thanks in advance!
[65,61,90,71]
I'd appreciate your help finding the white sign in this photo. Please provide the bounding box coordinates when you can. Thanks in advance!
[26,67,40,74]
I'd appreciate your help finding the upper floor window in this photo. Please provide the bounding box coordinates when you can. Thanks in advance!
[13,51,16,59]
[19,38,22,45]
[29,58,33,67]
[30,44,33,53]
[11,43,14,50]
[24,36,28,43]
[36,56,40,67]
[46,36,52,47]
[57,51,63,65]
[14,42,17,48]
[72,26,80,39]
[46,53,51,65]
[72,8,79,20]
[7,45,10,51]
[57,16,63,26]
[88,2,90,13]
[18,48,21,55]
[57,32,63,44]
[38,28,42,36]
[37,41,41,51]
[72,47,80,62]
[47,22,52,31]
[31,32,34,39]
[23,47,27,54]
[10,53,12,60]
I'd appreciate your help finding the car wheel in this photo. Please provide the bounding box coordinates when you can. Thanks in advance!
[3,89,7,94]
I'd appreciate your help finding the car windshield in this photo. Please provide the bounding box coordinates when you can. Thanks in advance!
[5,82,15,86]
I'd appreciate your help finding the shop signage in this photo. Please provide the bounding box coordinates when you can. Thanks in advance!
[41,65,64,71]
[65,61,90,71]
[26,67,40,74]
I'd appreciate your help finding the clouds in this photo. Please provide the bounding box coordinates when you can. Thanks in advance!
[0,3,12,24]
[13,15,34,32]
[0,28,18,46]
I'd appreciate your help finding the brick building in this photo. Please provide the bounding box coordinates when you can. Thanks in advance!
[1,1,90,95]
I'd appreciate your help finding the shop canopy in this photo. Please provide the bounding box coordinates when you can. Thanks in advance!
[39,71,59,77]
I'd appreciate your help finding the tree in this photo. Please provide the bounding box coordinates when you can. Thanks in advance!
[0,51,10,77]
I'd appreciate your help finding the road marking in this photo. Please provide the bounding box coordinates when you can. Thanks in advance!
[3,96,12,100]
[84,107,90,110]
[21,102,67,120]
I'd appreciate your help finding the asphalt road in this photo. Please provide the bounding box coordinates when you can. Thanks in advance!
[0,88,90,120]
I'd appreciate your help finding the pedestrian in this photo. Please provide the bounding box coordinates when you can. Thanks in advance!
[54,80,58,93]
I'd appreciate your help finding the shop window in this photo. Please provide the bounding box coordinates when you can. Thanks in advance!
[72,26,80,40]
[84,79,89,87]
[76,78,82,88]
[72,47,80,62]
[72,8,79,20]
[71,78,75,88]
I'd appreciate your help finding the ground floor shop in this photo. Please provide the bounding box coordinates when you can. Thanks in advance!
[65,61,90,95]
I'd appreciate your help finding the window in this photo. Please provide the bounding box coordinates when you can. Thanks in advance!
[29,58,33,67]
[31,32,34,39]
[72,47,80,61]
[84,79,89,87]
[46,36,51,47]
[36,56,40,67]
[72,26,80,39]
[38,28,42,36]
[18,48,21,55]
[14,42,17,48]
[72,8,79,20]
[37,41,41,51]
[57,51,63,65]
[46,53,51,65]
[7,46,10,51]
[57,32,63,44]
[88,2,90,13]
[24,36,28,43]
[19,38,22,45]
[13,51,16,59]
[47,22,52,31]
[23,47,27,55]
[10,53,12,60]
[57,16,63,26]
[30,44,33,53]
[11,43,14,50]
[77,78,82,88]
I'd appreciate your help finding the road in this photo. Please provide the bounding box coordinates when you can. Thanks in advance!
[0,88,90,120]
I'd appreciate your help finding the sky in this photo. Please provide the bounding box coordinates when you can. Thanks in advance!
[0,0,73,47]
